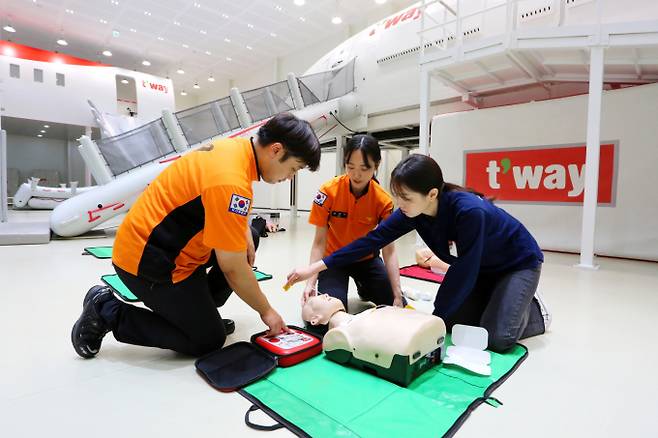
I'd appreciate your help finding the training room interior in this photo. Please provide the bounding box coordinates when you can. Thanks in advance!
[1,1,658,437]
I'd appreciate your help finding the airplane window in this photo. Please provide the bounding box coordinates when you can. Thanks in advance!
[34,68,43,83]
[10,64,20,78]
[56,73,65,87]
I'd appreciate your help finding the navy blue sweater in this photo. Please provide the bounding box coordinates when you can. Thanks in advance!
[323,190,543,319]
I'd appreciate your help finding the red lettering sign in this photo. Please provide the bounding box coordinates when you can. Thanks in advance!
[383,7,421,30]
[464,143,617,204]
[142,80,168,94]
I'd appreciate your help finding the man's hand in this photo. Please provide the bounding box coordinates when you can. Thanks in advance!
[266,222,279,233]
[393,295,404,307]
[260,308,291,337]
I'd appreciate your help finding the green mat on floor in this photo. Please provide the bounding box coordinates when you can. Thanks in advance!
[240,338,527,438]
[101,269,273,303]
[83,246,113,259]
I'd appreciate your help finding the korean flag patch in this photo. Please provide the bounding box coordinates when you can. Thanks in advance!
[313,191,328,206]
[229,194,251,216]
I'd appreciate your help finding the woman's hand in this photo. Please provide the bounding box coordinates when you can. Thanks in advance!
[286,261,326,289]
[301,284,318,305]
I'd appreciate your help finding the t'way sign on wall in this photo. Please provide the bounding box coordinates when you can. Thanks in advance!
[464,142,617,204]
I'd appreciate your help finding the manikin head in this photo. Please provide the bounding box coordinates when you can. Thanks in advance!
[302,294,346,326]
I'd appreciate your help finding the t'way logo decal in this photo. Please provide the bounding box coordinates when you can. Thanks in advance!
[464,143,617,204]
[142,80,168,94]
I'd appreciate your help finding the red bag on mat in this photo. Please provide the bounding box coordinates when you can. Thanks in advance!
[399,264,445,284]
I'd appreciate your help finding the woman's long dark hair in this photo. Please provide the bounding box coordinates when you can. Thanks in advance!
[390,154,485,198]
[344,134,381,170]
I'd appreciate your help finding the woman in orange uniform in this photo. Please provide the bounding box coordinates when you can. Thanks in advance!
[302,134,403,311]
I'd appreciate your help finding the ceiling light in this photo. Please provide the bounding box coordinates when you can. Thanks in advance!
[200,30,207,34]
[40,130,46,133]
[270,32,277,37]
[224,38,231,43]
[102,50,112,57]
[221,13,229,19]
[3,25,16,33]
[275,5,283,11]
[182,43,189,48]
[142,60,151,66]
[157,36,164,41]
[144,11,151,16]
[246,45,252,50]
[130,28,137,33]
[205,50,211,55]
[177,68,185,74]
[299,17,305,22]
[174,21,181,26]
[193,83,200,89]
[194,2,201,7]
[247,23,254,28]
[111,0,119,5]
[120,79,129,84]
[226,57,232,61]
[180,90,187,96]
[99,19,108,24]
[65,9,74,14]
[208,76,215,82]
[37,134,43,138]
[112,30,120,37]
[294,0,305,5]
[375,0,387,4]
[43,125,50,128]
[56,39,68,46]
[331,16,343,25]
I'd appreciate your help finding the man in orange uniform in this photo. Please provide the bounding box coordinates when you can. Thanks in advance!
[72,113,321,358]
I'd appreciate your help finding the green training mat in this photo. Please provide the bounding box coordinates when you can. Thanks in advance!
[241,337,527,438]
[83,246,113,259]
[101,270,273,303]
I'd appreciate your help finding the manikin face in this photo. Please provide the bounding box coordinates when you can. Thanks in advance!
[260,142,306,183]
[302,294,346,326]
[346,150,377,194]
[393,185,439,218]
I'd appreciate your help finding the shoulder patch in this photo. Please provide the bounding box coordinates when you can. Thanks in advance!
[228,194,251,216]
[313,191,328,206]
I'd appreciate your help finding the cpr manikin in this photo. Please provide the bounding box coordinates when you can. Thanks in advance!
[302,294,446,386]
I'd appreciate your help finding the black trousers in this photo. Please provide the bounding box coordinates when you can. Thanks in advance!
[442,265,544,353]
[104,226,259,356]
[317,256,394,312]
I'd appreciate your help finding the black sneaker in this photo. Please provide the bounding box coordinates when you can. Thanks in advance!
[71,286,113,358]
[223,318,235,335]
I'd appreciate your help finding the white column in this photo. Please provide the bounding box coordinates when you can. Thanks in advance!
[290,172,298,223]
[577,46,605,270]
[419,67,431,156]
[335,136,345,176]
[84,127,92,186]
[1,129,7,223]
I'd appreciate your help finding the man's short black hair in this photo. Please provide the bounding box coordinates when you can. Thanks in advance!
[257,113,321,171]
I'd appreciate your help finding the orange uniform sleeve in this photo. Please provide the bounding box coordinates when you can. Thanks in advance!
[202,184,252,252]
[378,192,395,222]
[308,184,333,227]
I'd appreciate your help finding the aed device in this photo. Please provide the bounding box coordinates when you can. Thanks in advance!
[195,326,322,392]
[252,327,322,367]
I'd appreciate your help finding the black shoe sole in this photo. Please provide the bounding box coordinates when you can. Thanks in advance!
[223,318,235,335]
[71,317,97,359]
